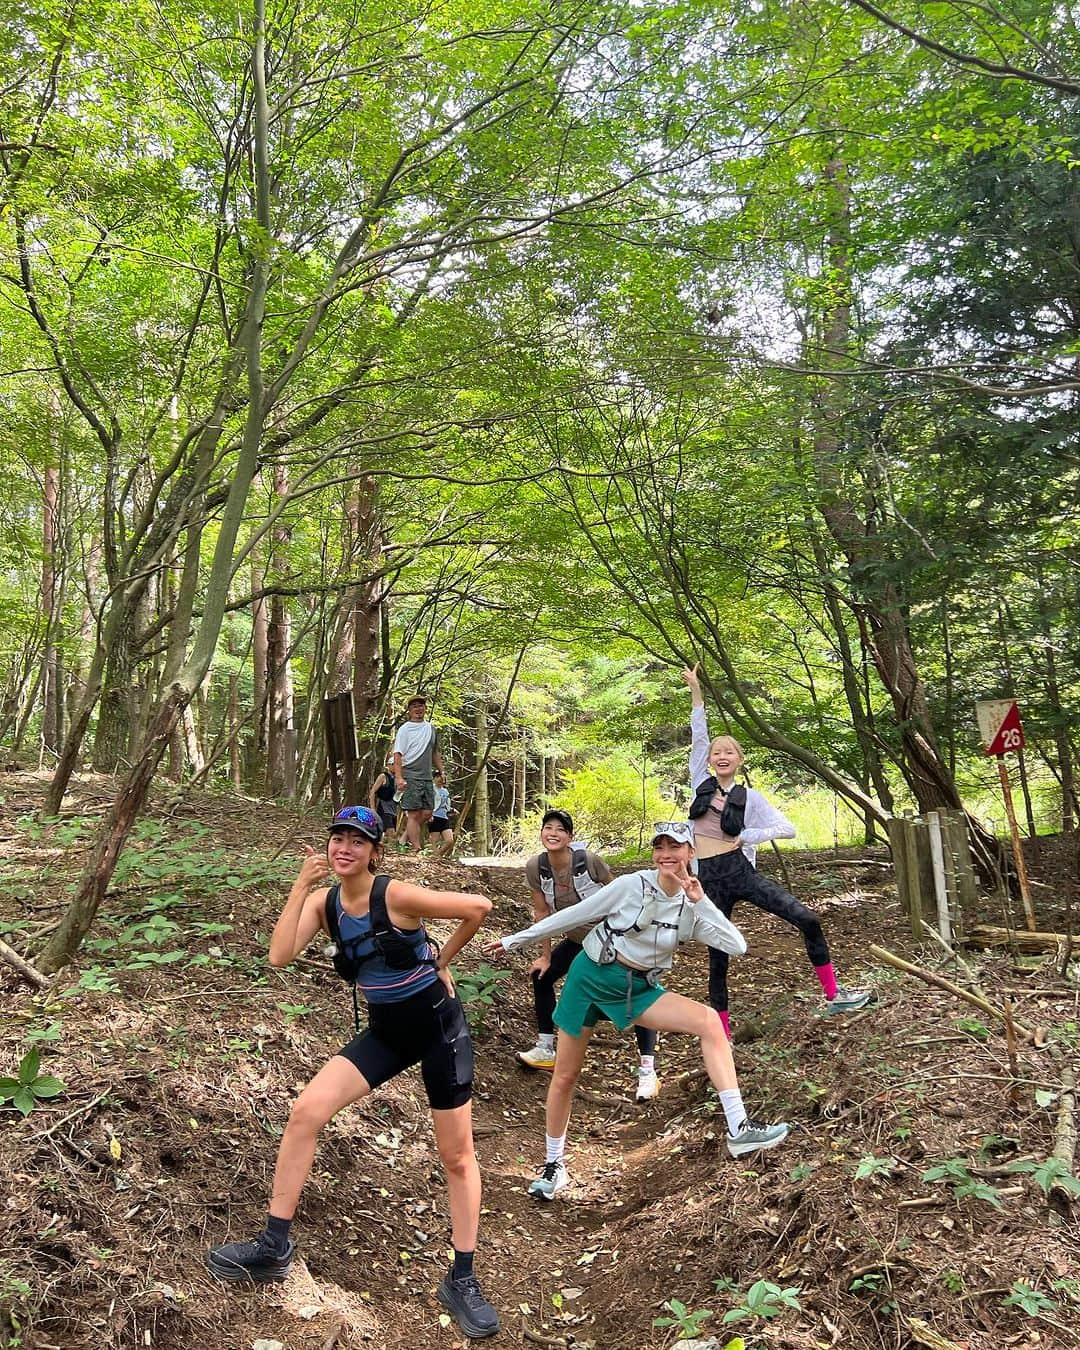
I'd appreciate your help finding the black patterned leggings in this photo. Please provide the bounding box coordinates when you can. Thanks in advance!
[534,937,657,1054]
[698,850,830,1014]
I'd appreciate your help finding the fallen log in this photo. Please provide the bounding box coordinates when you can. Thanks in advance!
[868,943,1036,1042]
[967,924,1074,954]
[1049,1067,1077,1222]
[0,936,50,990]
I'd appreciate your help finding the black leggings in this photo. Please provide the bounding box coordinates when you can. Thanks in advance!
[697,850,830,1015]
[533,938,657,1055]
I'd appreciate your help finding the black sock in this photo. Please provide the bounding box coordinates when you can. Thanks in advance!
[452,1248,475,1280]
[265,1214,292,1253]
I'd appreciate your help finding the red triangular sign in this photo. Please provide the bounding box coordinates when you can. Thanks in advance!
[986,701,1024,756]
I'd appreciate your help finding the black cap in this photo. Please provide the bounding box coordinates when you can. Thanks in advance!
[327,806,384,842]
[541,808,574,835]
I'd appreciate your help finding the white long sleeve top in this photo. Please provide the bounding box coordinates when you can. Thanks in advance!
[499,869,747,968]
[688,705,796,866]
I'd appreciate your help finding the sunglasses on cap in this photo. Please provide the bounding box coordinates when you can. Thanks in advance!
[327,805,384,840]
[651,820,694,845]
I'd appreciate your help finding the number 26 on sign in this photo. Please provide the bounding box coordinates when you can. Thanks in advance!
[975,699,1024,757]
[975,699,1036,931]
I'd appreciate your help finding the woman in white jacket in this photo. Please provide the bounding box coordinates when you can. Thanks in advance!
[682,665,870,1034]
[484,823,788,1199]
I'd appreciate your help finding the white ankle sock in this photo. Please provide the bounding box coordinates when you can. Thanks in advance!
[538,1033,555,1051]
[639,1055,655,1073]
[718,1088,746,1134]
[545,1133,566,1164]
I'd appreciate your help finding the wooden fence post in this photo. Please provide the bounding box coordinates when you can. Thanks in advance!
[886,816,912,917]
[926,811,953,945]
[943,809,976,941]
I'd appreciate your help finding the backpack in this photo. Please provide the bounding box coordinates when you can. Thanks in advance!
[688,778,747,837]
[592,877,682,967]
[536,847,601,908]
[324,876,439,1030]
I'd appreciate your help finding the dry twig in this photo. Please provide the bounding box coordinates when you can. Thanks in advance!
[868,943,1037,1041]
[0,935,50,988]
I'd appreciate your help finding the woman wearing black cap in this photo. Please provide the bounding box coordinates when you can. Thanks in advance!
[206,806,500,1339]
[485,822,789,1201]
[516,809,661,1102]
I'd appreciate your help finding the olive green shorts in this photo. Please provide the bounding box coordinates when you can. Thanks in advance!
[400,777,434,811]
[553,951,665,1037]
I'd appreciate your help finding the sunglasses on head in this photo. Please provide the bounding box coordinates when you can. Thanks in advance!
[329,806,382,830]
[652,821,693,843]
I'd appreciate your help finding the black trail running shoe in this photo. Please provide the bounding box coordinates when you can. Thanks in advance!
[206,1233,295,1284]
[436,1266,501,1338]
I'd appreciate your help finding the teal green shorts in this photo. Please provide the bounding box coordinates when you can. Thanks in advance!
[553,950,665,1037]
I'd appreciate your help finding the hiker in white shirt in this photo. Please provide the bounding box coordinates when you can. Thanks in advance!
[392,695,444,854]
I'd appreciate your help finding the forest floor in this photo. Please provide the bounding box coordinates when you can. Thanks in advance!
[1,771,1079,1350]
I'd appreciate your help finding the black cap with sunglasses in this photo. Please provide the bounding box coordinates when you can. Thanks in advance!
[327,805,384,842]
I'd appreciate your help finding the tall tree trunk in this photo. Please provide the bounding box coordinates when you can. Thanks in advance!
[39,0,273,972]
[473,699,491,854]
[809,152,984,833]
[41,462,61,756]
[1028,574,1077,834]
[89,610,138,771]
[250,557,269,786]
[351,476,385,772]
[265,463,295,797]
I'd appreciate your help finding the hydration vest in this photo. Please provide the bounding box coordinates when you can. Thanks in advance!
[324,875,439,1030]
[590,877,683,968]
[537,846,602,911]
[688,779,747,837]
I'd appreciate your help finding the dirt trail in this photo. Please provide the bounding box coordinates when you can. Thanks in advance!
[1,775,1078,1349]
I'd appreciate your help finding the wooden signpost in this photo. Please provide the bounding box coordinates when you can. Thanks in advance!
[322,691,359,812]
[976,698,1036,932]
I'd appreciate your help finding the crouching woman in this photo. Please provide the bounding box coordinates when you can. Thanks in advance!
[207,805,499,1340]
[484,822,789,1201]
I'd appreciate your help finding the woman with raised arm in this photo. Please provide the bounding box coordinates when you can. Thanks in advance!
[484,822,789,1201]
[207,805,499,1340]
[681,665,870,1036]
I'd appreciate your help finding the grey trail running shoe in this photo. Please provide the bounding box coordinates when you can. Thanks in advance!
[206,1233,295,1283]
[527,1158,569,1200]
[825,985,873,1015]
[726,1117,790,1158]
[437,1267,501,1339]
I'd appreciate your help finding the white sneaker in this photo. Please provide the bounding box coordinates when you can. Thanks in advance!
[726,1117,789,1158]
[635,1067,660,1101]
[516,1041,556,1070]
[527,1159,569,1200]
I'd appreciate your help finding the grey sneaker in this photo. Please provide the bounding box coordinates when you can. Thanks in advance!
[726,1117,789,1158]
[826,985,872,1015]
[206,1233,295,1283]
[527,1158,569,1200]
[437,1267,500,1339]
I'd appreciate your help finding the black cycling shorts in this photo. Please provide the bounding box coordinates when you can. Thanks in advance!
[337,981,474,1110]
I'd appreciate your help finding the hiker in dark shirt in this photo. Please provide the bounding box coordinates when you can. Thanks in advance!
[206,806,499,1339]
